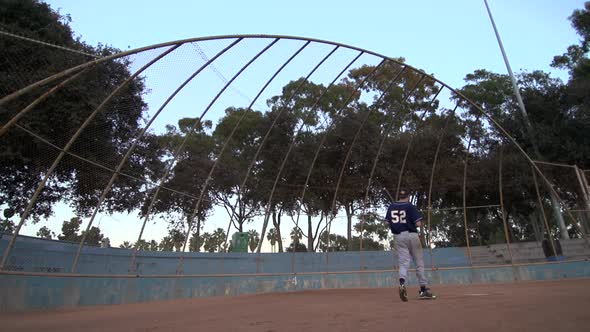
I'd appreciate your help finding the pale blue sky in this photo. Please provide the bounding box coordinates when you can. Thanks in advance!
[45,0,586,88]
[20,0,588,249]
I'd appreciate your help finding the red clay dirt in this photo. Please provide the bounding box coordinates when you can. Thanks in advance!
[1,279,589,332]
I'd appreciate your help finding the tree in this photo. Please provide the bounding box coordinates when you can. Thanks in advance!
[0,0,163,221]
[0,219,15,234]
[266,227,279,252]
[288,226,303,247]
[353,212,389,250]
[1,208,15,233]
[247,229,260,252]
[80,226,103,246]
[36,226,54,239]
[211,108,265,233]
[57,217,81,242]
[56,217,104,245]
[148,239,159,251]
[119,241,133,249]
[202,228,227,253]
[286,242,308,252]
[286,226,307,252]
[146,118,215,252]
[3,208,14,219]
[552,3,590,75]
[134,239,158,251]
[189,232,206,252]
[318,231,349,252]
[170,229,186,252]
[159,236,174,251]
[254,79,337,253]
[551,3,590,169]
[454,66,590,241]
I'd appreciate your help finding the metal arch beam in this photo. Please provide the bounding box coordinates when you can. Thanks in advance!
[333,65,409,253]
[1,33,557,200]
[461,115,480,266]
[175,38,283,272]
[352,73,436,237]
[13,124,206,203]
[426,104,458,269]
[127,38,244,272]
[356,67,415,253]
[74,39,248,273]
[0,33,475,123]
[1,33,580,262]
[0,44,182,271]
[123,37,277,271]
[0,68,92,137]
[175,38,316,266]
[290,53,380,260]
[393,85,444,200]
[217,40,333,250]
[0,34,428,109]
[532,165,560,266]
[306,58,395,259]
[328,70,428,252]
[254,50,364,254]
[498,146,514,265]
[353,76,442,271]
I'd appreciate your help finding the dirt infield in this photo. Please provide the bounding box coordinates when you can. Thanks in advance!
[1,279,589,331]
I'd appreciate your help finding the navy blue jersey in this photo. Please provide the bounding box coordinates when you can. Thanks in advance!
[384,201,423,234]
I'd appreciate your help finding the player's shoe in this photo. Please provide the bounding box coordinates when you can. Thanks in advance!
[399,284,408,302]
[419,288,436,300]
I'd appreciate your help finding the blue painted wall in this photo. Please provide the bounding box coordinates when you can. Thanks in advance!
[1,234,589,312]
[2,261,589,312]
[0,234,468,275]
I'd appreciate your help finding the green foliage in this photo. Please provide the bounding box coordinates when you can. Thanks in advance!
[211,108,265,232]
[286,242,307,252]
[354,213,389,241]
[134,239,158,251]
[0,0,163,221]
[147,118,214,224]
[158,236,174,251]
[286,226,305,252]
[318,231,349,252]
[266,227,280,252]
[80,226,104,246]
[0,218,15,234]
[36,226,54,239]
[189,232,205,252]
[55,217,104,245]
[57,217,81,242]
[247,229,260,252]
[202,228,227,253]
[2,1,589,251]
[3,208,15,219]
[119,241,133,249]
[170,229,186,252]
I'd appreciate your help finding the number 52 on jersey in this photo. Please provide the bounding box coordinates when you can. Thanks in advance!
[390,210,406,223]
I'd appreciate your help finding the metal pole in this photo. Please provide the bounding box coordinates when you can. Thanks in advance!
[498,147,514,265]
[577,166,590,235]
[254,48,359,254]
[462,135,474,266]
[483,0,569,239]
[427,105,458,271]
[483,0,534,142]
[532,166,560,262]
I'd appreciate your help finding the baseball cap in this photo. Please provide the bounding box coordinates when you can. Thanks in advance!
[398,189,410,199]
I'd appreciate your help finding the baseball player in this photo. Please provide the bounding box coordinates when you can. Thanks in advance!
[385,189,435,301]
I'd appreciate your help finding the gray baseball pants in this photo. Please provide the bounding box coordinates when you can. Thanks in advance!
[395,231,428,286]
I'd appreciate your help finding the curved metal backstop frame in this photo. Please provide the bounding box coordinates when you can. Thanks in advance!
[0,34,587,276]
